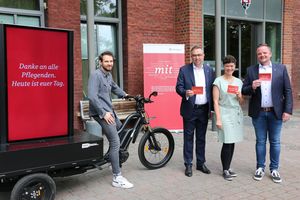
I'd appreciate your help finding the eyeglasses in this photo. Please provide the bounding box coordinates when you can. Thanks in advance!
[192,54,203,57]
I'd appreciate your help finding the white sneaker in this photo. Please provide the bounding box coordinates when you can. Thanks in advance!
[253,167,265,181]
[112,175,134,189]
[271,170,282,183]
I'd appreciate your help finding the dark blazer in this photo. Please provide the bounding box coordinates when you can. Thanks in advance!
[242,63,293,119]
[176,63,215,119]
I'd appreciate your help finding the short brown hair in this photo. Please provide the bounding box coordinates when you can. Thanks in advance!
[257,43,272,52]
[99,51,114,62]
[223,55,236,65]
[190,45,203,53]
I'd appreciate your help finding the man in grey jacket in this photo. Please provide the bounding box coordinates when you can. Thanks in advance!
[88,51,133,189]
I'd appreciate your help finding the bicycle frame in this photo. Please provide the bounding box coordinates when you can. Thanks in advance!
[117,92,157,151]
[118,108,149,151]
[96,91,174,170]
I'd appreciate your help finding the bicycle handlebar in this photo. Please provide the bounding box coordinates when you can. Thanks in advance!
[124,91,158,104]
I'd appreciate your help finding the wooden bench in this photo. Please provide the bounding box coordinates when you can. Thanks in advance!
[79,99,136,127]
[112,99,136,120]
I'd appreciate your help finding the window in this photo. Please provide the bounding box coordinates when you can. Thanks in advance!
[203,0,283,78]
[0,0,43,27]
[80,0,117,17]
[80,0,122,98]
[204,16,215,62]
[0,14,14,24]
[0,0,40,10]
[266,23,281,63]
[266,0,282,21]
[81,23,118,96]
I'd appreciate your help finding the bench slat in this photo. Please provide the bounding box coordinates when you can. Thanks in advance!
[79,99,136,121]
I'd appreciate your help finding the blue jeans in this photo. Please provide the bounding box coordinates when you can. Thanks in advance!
[252,111,282,171]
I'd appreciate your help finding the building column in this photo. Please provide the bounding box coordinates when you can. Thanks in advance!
[175,0,203,63]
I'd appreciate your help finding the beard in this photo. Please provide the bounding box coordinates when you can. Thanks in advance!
[102,65,112,72]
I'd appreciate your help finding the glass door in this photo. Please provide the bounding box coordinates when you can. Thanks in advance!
[226,20,261,79]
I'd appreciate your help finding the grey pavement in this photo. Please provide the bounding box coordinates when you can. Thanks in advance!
[1,111,300,199]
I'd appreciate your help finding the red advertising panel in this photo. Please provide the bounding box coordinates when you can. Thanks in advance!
[143,44,184,130]
[6,26,69,141]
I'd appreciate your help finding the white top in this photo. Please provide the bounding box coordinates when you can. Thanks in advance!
[193,64,207,105]
[259,63,273,107]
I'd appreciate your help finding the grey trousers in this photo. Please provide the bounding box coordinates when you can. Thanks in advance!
[93,114,122,175]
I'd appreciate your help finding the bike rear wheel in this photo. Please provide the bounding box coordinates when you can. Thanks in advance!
[138,127,174,169]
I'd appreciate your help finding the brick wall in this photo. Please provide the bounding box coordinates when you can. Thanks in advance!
[175,0,202,63]
[123,0,176,95]
[46,0,83,129]
[282,0,293,70]
[123,0,203,95]
[291,0,300,109]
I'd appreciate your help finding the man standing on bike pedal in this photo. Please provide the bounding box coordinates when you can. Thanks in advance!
[88,51,134,189]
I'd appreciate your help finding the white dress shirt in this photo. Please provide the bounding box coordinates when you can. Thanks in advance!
[259,63,273,108]
[193,64,207,105]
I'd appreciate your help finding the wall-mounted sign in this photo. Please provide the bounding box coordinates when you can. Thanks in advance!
[241,0,251,15]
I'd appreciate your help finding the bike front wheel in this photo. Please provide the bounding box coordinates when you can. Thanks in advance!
[138,127,174,169]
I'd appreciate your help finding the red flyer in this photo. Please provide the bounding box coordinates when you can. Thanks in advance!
[192,86,203,95]
[259,73,271,81]
[227,85,239,94]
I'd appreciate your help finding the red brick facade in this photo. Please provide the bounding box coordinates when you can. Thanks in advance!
[283,0,298,109]
[46,0,82,129]
[45,0,299,129]
[291,0,300,109]
[122,0,176,95]
[175,0,203,62]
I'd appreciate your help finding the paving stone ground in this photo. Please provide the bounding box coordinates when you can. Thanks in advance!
[1,111,300,200]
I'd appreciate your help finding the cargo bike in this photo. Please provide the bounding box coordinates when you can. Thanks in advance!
[0,24,174,200]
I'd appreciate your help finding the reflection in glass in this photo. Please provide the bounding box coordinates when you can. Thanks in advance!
[80,0,117,18]
[81,23,118,97]
[95,25,117,59]
[227,20,252,78]
[204,16,215,61]
[81,24,88,59]
[266,0,282,21]
[0,0,39,10]
[17,16,40,27]
[266,23,281,63]
[0,14,14,24]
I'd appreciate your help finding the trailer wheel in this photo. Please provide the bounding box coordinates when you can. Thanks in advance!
[10,173,56,200]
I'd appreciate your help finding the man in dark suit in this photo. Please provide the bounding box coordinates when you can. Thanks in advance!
[176,45,215,177]
[242,43,293,183]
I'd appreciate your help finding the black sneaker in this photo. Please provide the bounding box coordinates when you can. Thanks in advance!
[223,170,233,181]
[253,167,265,181]
[228,169,237,177]
[271,170,282,183]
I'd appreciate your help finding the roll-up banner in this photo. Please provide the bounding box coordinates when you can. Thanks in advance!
[143,44,184,131]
